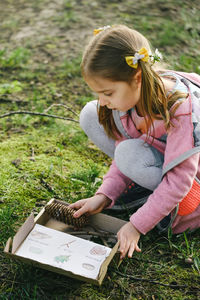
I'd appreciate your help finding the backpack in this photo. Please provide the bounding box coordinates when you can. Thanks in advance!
[174,71,200,89]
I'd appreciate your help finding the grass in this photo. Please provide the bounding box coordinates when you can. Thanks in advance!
[0,47,30,69]
[0,0,200,299]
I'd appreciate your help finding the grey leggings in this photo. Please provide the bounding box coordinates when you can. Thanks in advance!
[80,100,164,191]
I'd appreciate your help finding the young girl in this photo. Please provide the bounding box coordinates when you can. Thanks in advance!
[69,25,200,259]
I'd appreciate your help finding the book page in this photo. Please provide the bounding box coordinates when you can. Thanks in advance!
[15,224,111,280]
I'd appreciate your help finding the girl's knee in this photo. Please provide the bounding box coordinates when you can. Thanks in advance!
[114,140,139,172]
[79,100,98,132]
[114,139,163,190]
[114,139,144,168]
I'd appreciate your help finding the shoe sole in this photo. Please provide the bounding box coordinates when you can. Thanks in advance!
[108,195,149,211]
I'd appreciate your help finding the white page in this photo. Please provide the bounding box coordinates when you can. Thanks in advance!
[15,224,112,280]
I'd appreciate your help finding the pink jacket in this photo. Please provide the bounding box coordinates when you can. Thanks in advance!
[96,72,200,234]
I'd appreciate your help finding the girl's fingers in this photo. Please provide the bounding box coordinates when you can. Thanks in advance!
[69,201,84,210]
[69,203,77,209]
[135,244,141,252]
[119,238,127,259]
[128,242,135,258]
[123,242,131,259]
[73,205,88,218]
[118,236,141,259]
[123,242,141,258]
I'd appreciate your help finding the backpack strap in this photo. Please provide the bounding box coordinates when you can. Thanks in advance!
[171,71,200,89]
[112,71,200,139]
[112,109,131,139]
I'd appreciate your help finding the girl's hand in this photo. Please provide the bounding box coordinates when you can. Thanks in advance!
[69,194,111,218]
[117,222,141,259]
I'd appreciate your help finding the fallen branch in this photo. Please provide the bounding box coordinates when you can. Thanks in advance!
[0,111,78,122]
[30,147,35,161]
[68,230,117,239]
[40,178,56,194]
[0,97,28,104]
[114,270,189,289]
[44,103,79,117]
[90,224,111,247]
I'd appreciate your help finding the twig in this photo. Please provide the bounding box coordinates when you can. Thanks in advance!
[68,230,117,239]
[99,236,109,247]
[90,224,111,247]
[44,103,79,117]
[0,277,24,285]
[30,147,35,161]
[114,270,189,289]
[130,256,169,266]
[0,111,78,122]
[0,97,28,104]
[40,178,55,193]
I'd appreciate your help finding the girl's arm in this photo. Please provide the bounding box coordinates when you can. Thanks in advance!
[69,149,132,215]
[130,110,200,235]
[130,152,199,234]
[69,159,131,216]
[117,153,199,258]
[96,159,132,207]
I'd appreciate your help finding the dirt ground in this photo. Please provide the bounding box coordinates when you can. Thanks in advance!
[1,0,199,66]
[1,0,110,65]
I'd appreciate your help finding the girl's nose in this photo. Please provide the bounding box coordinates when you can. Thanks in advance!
[98,95,108,107]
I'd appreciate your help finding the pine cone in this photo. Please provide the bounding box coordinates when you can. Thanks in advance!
[45,202,88,228]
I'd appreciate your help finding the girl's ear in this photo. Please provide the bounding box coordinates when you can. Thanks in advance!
[134,69,142,84]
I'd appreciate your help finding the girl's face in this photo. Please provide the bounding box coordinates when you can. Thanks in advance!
[85,74,142,112]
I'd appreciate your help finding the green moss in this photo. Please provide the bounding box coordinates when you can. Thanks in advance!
[0,47,30,69]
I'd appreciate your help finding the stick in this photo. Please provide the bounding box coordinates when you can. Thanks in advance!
[114,270,189,289]
[0,97,28,104]
[44,103,79,117]
[40,178,55,193]
[0,111,78,122]
[30,148,35,161]
[68,230,117,239]
[90,224,111,247]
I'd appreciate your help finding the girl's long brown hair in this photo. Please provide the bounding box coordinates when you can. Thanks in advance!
[81,25,187,140]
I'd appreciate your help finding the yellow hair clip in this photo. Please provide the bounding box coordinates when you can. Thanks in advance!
[93,25,111,35]
[125,47,149,69]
